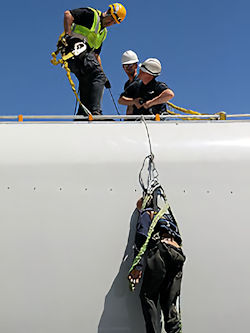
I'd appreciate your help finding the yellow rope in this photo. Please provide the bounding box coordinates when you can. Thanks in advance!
[166,102,219,120]
[166,103,196,120]
[50,52,92,117]
[51,50,220,121]
[167,102,202,115]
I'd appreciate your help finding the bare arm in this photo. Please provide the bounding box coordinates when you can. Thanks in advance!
[95,54,102,68]
[118,96,134,106]
[118,96,142,109]
[142,88,174,109]
[64,10,74,35]
[118,96,135,115]
[126,106,134,115]
[95,54,110,85]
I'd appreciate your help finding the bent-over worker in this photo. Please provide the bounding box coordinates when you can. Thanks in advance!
[62,3,126,115]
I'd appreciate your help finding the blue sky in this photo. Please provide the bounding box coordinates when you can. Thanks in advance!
[1,0,249,116]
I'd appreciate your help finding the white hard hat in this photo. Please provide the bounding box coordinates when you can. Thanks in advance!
[139,58,162,76]
[121,50,139,65]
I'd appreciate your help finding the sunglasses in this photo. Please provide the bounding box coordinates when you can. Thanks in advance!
[123,64,135,69]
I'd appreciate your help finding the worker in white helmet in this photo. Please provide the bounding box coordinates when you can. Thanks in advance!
[121,50,140,114]
[118,58,174,116]
[121,50,139,90]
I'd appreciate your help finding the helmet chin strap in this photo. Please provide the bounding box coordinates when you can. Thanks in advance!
[101,12,114,28]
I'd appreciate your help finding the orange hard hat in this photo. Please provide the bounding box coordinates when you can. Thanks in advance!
[109,3,126,24]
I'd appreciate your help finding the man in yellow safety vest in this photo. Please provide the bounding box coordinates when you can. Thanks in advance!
[62,3,126,116]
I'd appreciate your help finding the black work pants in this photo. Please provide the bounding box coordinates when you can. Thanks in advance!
[68,53,106,116]
[140,242,185,333]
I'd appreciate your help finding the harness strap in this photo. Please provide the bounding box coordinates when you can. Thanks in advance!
[50,52,92,116]
[129,201,169,291]
[95,15,100,34]
[61,52,75,61]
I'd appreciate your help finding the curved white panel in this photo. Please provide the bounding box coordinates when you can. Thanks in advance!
[0,121,250,332]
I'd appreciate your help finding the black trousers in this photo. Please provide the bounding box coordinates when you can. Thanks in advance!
[140,242,185,333]
[68,53,106,116]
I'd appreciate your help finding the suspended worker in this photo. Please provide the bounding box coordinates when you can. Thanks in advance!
[118,58,174,116]
[61,3,126,116]
[128,194,186,333]
[121,50,140,115]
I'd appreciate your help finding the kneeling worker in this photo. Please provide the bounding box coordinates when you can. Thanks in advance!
[62,3,126,115]
[118,58,174,116]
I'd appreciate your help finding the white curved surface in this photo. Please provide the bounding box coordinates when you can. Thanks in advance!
[0,121,250,332]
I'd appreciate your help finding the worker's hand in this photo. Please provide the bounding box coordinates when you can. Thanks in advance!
[57,34,70,49]
[136,198,143,210]
[142,100,152,109]
[61,34,70,46]
[128,269,142,285]
[104,80,111,89]
[134,98,143,109]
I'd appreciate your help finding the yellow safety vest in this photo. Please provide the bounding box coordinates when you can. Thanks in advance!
[71,7,107,50]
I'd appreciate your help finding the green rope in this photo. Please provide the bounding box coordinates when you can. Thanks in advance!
[141,194,152,210]
[129,201,169,291]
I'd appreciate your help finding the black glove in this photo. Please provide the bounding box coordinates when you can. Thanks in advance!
[57,34,70,49]
[105,80,111,89]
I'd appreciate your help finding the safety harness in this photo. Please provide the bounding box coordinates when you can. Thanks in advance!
[50,7,108,117]
[129,155,170,291]
[128,118,183,291]
[51,39,92,117]
[71,7,107,50]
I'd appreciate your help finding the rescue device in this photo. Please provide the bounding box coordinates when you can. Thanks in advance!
[128,127,183,291]
[50,34,92,117]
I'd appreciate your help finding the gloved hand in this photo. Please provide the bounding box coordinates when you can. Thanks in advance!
[61,33,71,46]
[128,269,142,285]
[57,34,70,49]
[104,80,111,89]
